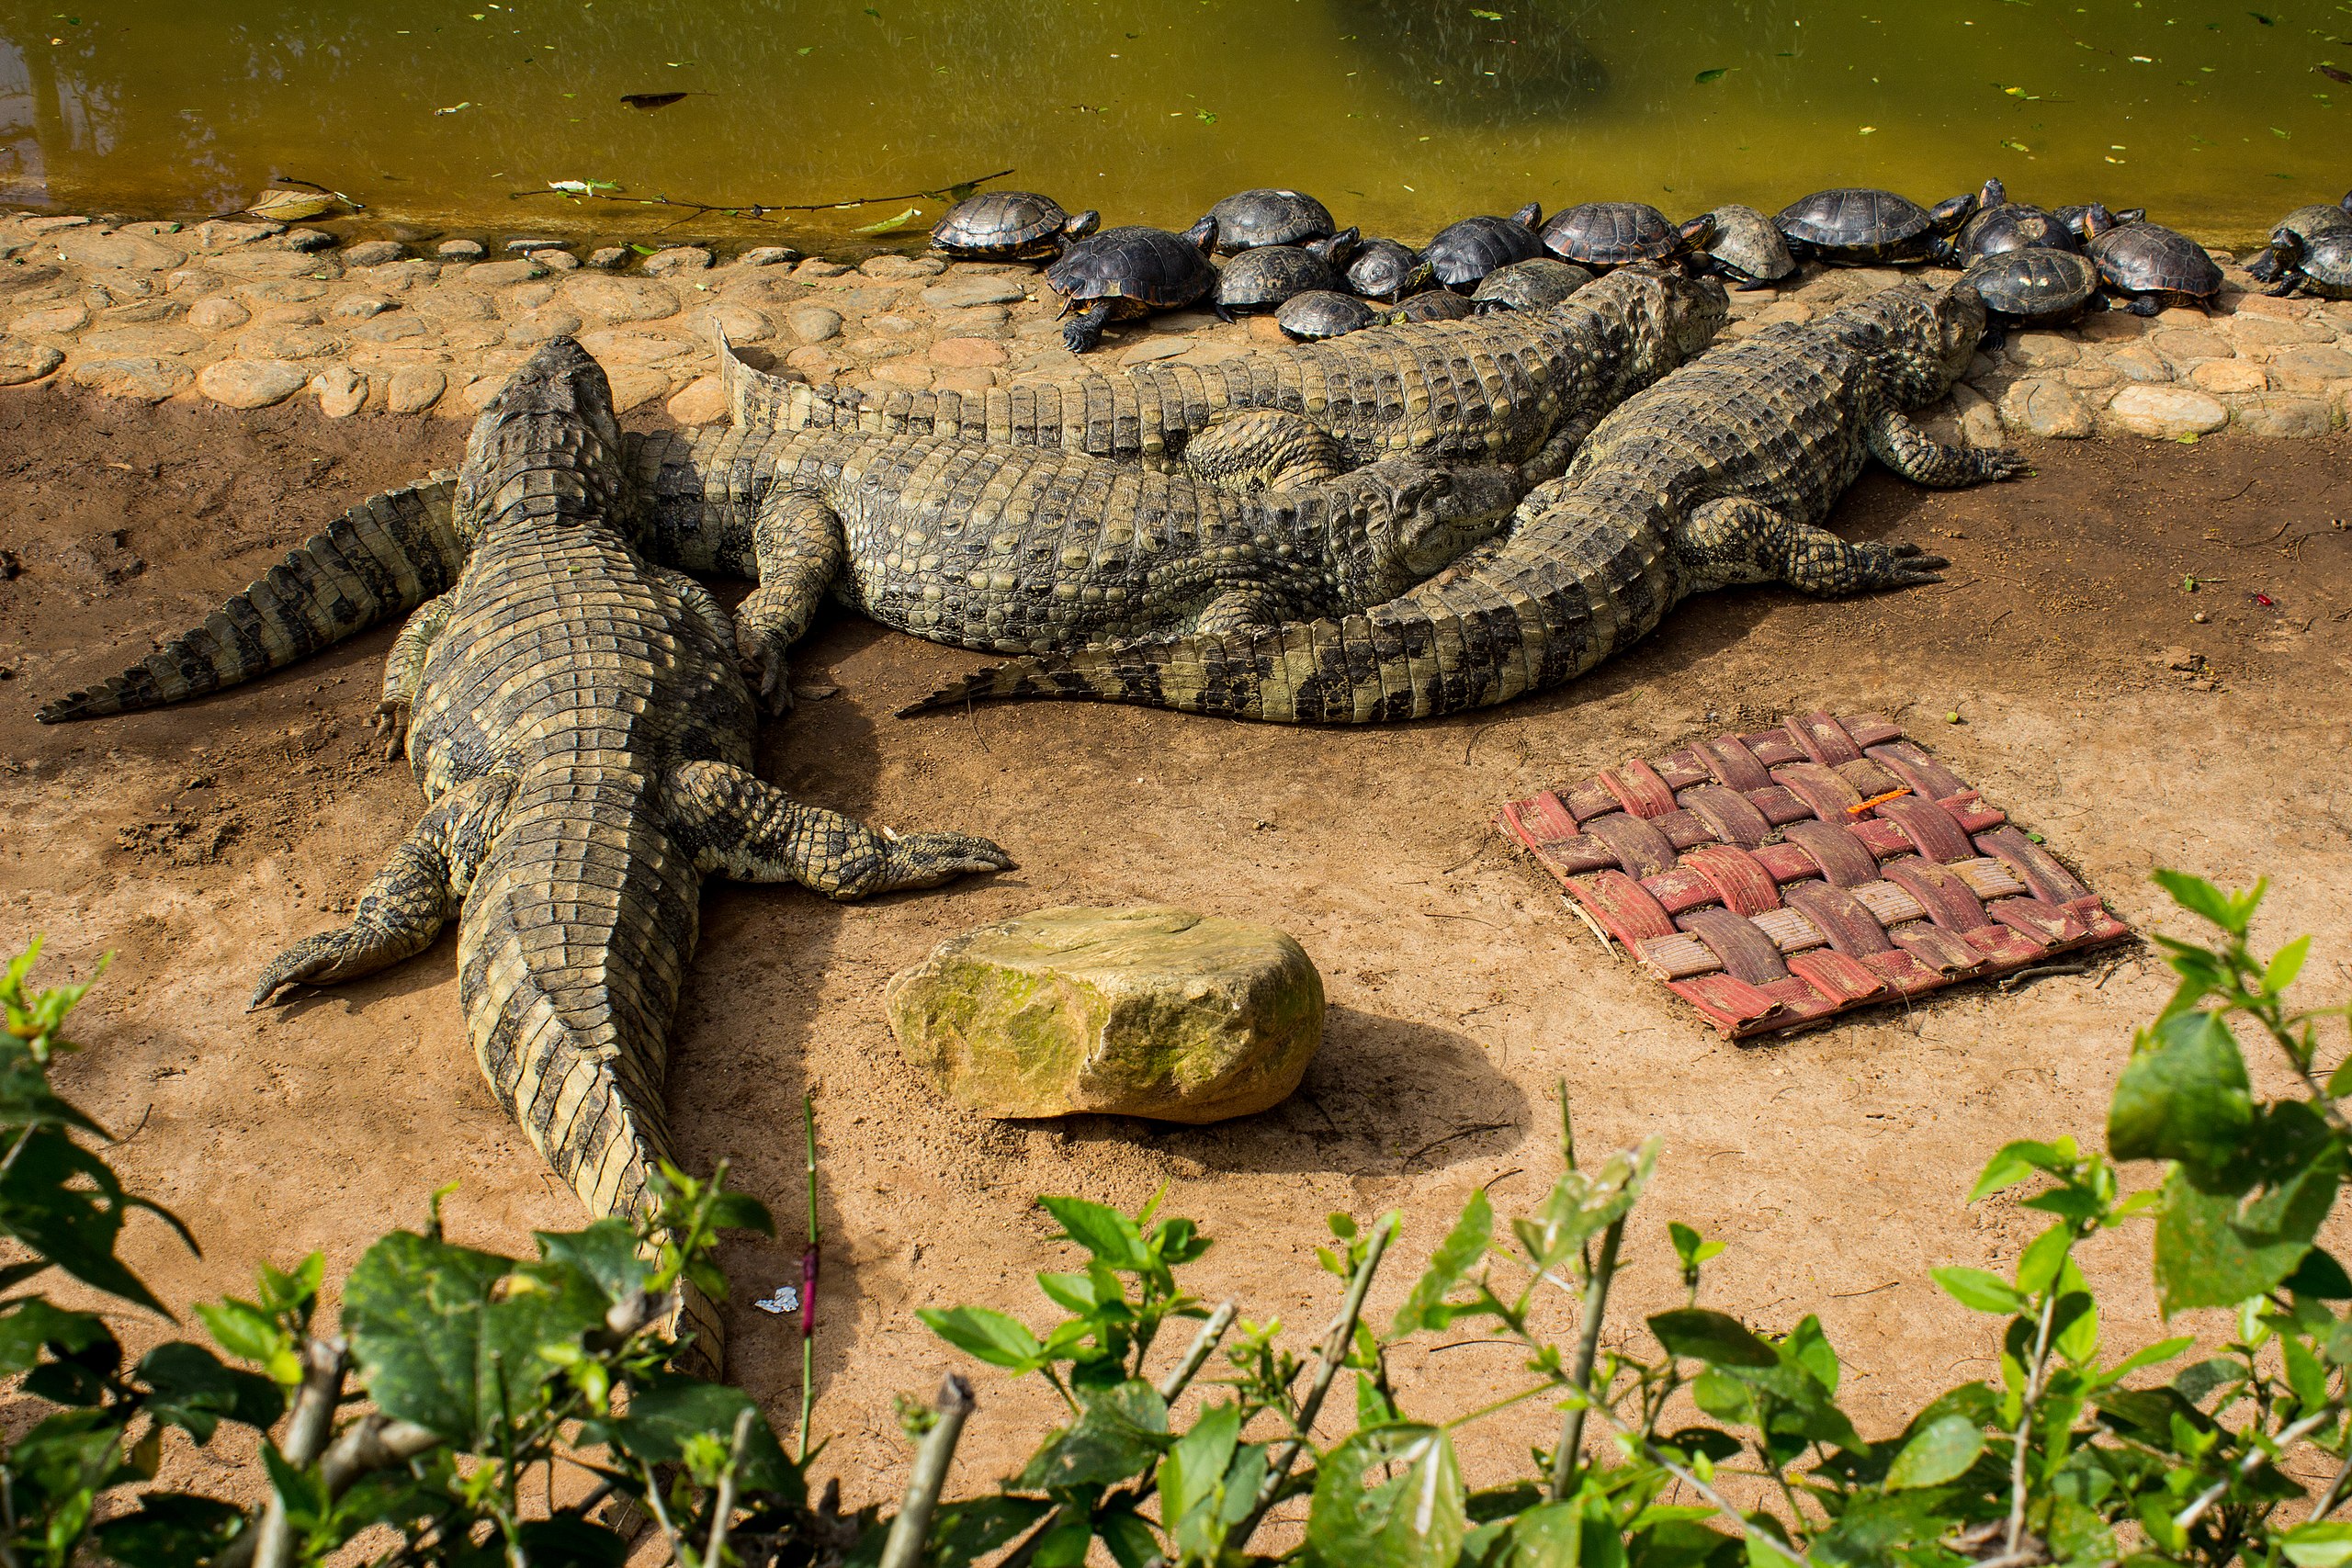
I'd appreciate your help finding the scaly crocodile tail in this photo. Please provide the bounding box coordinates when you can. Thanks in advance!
[34,475,463,723]
[716,321,846,432]
[899,497,1677,725]
[457,762,723,1368]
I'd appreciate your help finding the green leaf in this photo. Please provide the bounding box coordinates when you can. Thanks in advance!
[1306,1424,1466,1568]
[138,1342,284,1442]
[1098,1505,1161,1568]
[1970,1140,2074,1201]
[2287,1247,2352,1300]
[594,1377,802,1500]
[1627,1519,1742,1568]
[1392,1189,1491,1336]
[1883,1412,1982,1488]
[2052,1290,2100,1365]
[2286,1332,2331,1413]
[918,1305,1046,1371]
[2016,1224,2075,1296]
[92,1492,248,1568]
[1931,1267,2027,1316]
[852,205,925,235]
[1015,1380,1169,1491]
[1490,1495,1625,1568]
[536,1219,650,1304]
[2265,934,2312,994]
[2284,1523,2352,1568]
[1159,1399,1239,1530]
[1039,1197,1152,1272]
[1694,67,1729,83]
[2154,1151,2338,1313]
[1783,1315,1838,1393]
[2152,869,2245,935]
[1649,1309,1777,1368]
[0,1297,111,1378]
[2108,1010,2253,1174]
[0,1127,190,1317]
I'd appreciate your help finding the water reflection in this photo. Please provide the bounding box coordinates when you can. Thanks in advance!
[1332,0,1606,124]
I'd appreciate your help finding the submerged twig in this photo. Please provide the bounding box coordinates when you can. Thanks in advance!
[511,167,1014,223]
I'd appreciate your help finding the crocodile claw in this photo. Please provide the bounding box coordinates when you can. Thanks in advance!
[1871,543,1950,588]
[876,831,1017,893]
[736,630,795,717]
[371,700,411,761]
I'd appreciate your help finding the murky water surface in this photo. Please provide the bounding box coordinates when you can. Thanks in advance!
[0,1,2343,249]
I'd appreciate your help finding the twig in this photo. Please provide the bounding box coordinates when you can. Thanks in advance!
[2003,1290,2062,1554]
[704,1405,756,1568]
[2311,1446,2352,1519]
[238,1337,350,1568]
[800,1093,820,1464]
[2000,962,2095,993]
[1158,1302,1238,1403]
[1401,1122,1516,1169]
[877,1374,977,1568]
[1549,1215,1625,1499]
[510,167,1013,220]
[2173,1407,2337,1532]
[1829,1280,1899,1299]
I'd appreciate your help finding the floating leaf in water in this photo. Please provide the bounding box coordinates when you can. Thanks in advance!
[2001,138,2031,151]
[852,205,924,233]
[620,91,689,109]
[2249,8,2274,21]
[1470,7,1502,17]
[1694,66,1729,83]
[797,45,813,55]
[1859,124,1877,134]
[1196,108,1217,122]
[434,102,472,116]
[246,186,340,220]
[2319,63,2352,83]
[548,178,618,196]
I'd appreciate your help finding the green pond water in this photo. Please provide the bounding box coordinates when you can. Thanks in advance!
[0,0,2345,251]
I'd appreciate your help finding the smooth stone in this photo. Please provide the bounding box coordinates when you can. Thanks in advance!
[14,302,90,334]
[187,297,252,332]
[538,250,580,272]
[1120,337,1191,365]
[313,365,367,418]
[503,281,557,311]
[463,257,548,288]
[436,239,486,260]
[933,304,1010,333]
[868,311,925,336]
[71,355,192,402]
[560,275,681,322]
[2063,364,2119,389]
[844,335,910,359]
[576,324,694,366]
[641,246,714,276]
[22,216,90,234]
[1951,383,2003,448]
[196,220,278,251]
[343,240,405,266]
[348,259,438,292]
[350,315,429,344]
[2226,313,2333,348]
[738,245,800,267]
[2077,312,2144,343]
[2265,344,2352,391]
[785,305,842,344]
[701,300,771,344]
[2189,359,2268,394]
[2000,378,2094,438]
[784,345,847,376]
[2102,344,2171,384]
[2228,391,2335,437]
[81,324,204,357]
[506,310,586,346]
[862,253,944,279]
[934,366,997,393]
[870,358,933,389]
[605,366,670,412]
[665,373,728,424]
[283,229,335,253]
[922,276,1027,310]
[410,289,498,322]
[505,237,567,253]
[53,231,188,271]
[2106,384,2228,439]
[386,366,447,413]
[332,294,396,319]
[587,246,629,270]
[2150,328,2231,366]
[2004,332,2076,370]
[0,340,63,385]
[197,357,309,409]
[929,336,1008,367]
[235,324,340,360]
[884,906,1325,1122]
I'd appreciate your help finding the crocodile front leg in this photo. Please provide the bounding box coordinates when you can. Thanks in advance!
[734,489,847,716]
[1182,410,1348,491]
[374,592,455,761]
[1191,588,1287,635]
[249,773,515,1007]
[1673,496,1950,597]
[1865,406,2032,487]
[663,761,1012,901]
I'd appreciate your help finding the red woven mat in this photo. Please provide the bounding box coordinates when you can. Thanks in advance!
[1497,709,2131,1039]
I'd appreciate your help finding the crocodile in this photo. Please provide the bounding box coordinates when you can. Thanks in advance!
[38,340,1012,1371]
[718,265,1731,491]
[903,282,2028,724]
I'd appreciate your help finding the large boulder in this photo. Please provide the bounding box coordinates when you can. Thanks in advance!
[884,906,1323,1122]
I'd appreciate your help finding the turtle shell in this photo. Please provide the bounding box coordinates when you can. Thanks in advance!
[2267,231,2352,299]
[1278,289,1380,341]
[1775,187,1968,261]
[1202,187,1335,253]
[1389,288,1476,322]
[1470,257,1594,311]
[2085,217,2222,305]
[1216,243,1341,312]
[1958,201,2079,263]
[2272,200,2352,247]
[1347,238,1430,300]
[1962,248,2100,324]
[931,190,1094,258]
[1425,203,1544,289]
[1694,204,1796,288]
[1540,201,1683,266]
[1045,225,1216,309]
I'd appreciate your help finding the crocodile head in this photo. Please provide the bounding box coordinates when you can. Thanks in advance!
[455,336,634,546]
[1329,458,1522,604]
[1825,283,1988,409]
[1601,265,1734,381]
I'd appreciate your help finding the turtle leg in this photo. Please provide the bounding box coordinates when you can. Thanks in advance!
[1064,300,1114,353]
[1673,497,1947,598]
[373,591,455,761]
[734,489,847,716]
[663,760,1012,901]
[1865,406,2031,487]
[2125,293,2162,318]
[1182,409,1348,491]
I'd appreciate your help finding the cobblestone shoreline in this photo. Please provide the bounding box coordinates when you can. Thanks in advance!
[2,208,2347,441]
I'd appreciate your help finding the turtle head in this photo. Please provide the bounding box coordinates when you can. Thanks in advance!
[1928,191,1981,235]
[1979,177,2007,209]
[1182,215,1218,252]
[1310,226,1361,267]
[2078,203,2120,240]
[1677,212,1718,249]
[1064,209,1102,240]
[1335,459,1521,598]
[1510,200,1544,230]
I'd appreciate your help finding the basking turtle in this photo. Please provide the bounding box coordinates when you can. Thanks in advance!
[1962,249,2103,344]
[1200,188,1336,253]
[1942,178,2078,265]
[2253,229,2352,300]
[1539,201,1713,270]
[1276,289,1380,341]
[1213,229,1360,318]
[929,190,1100,261]
[1389,288,1476,322]
[2055,203,2145,238]
[1346,237,1432,301]
[1470,256,1594,311]
[1045,221,1218,351]
[2246,193,2352,286]
[2080,206,2222,316]
[1425,202,1545,290]
[1691,204,1795,290]
[1774,186,1977,265]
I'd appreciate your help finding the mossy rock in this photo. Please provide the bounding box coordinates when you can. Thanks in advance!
[883,906,1324,1122]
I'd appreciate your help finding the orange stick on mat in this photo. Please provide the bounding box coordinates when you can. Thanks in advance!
[1847,787,1911,817]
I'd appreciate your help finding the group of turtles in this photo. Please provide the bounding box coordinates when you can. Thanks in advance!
[929,180,2352,354]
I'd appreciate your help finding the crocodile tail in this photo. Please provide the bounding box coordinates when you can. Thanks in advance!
[457,763,724,1371]
[35,475,464,724]
[899,497,1677,725]
[715,320,855,432]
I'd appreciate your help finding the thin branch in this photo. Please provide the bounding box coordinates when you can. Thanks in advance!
[2003,1287,2063,1555]
[236,1337,350,1568]
[704,1405,757,1568]
[2312,1447,2352,1520]
[800,1093,821,1464]
[510,167,1014,221]
[1158,1302,1238,1403]
[878,1374,977,1568]
[1550,1215,1625,1500]
[2174,1407,2338,1532]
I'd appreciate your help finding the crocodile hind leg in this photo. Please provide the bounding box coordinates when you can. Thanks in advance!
[249,773,515,1007]
[1192,588,1287,635]
[663,761,1012,900]
[373,592,455,760]
[1865,406,2032,487]
[1673,496,1950,598]
[1182,409,1347,491]
[733,491,846,716]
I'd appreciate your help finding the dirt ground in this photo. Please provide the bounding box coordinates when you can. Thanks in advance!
[3,386,2349,1524]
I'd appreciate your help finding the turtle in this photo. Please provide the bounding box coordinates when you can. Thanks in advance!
[1961,248,2104,344]
[2079,205,2222,316]
[1538,201,1713,270]
[2252,229,2352,300]
[1470,256,1594,311]
[2245,192,2352,286]
[1773,186,1978,265]
[1199,188,1336,253]
[2055,203,2145,239]
[1045,220,1219,351]
[1690,203,1795,290]
[1939,178,2078,265]
[1213,229,1360,319]
[929,190,1100,261]
[1346,237,1432,301]
[1276,289,1380,341]
[1424,202,1545,290]
[1388,288,1476,322]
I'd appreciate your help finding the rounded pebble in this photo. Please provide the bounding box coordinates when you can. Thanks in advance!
[665,373,728,425]
[313,365,367,418]
[2106,384,2229,439]
[1998,378,2094,438]
[0,339,63,385]
[71,355,192,403]
[386,366,447,413]
[641,246,714,276]
[587,246,629,270]
[436,239,486,261]
[929,336,1007,367]
[198,357,309,409]
[786,306,843,344]
[343,240,405,266]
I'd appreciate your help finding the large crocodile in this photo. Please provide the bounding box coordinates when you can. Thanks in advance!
[719,265,1730,490]
[904,282,2027,723]
[39,340,1012,1371]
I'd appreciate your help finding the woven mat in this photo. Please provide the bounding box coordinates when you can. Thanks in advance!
[1496,709,2132,1039]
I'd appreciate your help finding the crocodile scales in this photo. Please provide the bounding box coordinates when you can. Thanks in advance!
[39,340,1012,1371]
[720,265,1730,490]
[906,283,2029,723]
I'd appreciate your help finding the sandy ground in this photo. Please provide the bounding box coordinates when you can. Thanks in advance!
[3,385,2349,1521]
